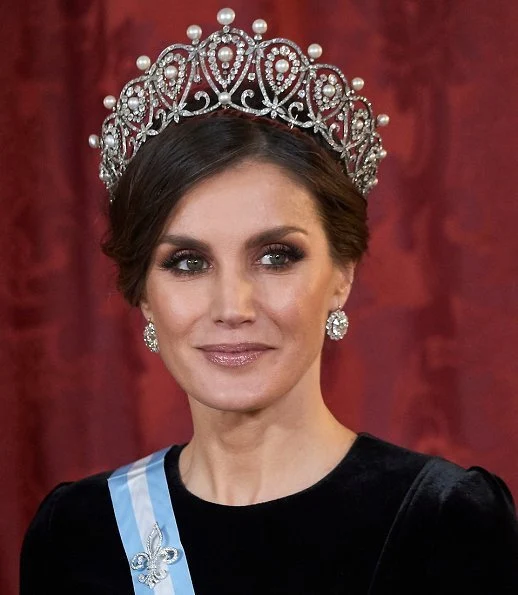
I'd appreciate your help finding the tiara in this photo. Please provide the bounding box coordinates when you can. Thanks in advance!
[89,7,389,199]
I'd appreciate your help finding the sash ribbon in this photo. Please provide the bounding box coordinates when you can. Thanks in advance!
[108,449,196,594]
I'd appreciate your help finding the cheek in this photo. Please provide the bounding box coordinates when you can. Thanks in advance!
[260,274,331,335]
[147,277,208,337]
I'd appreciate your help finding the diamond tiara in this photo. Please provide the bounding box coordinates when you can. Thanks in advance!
[89,7,389,199]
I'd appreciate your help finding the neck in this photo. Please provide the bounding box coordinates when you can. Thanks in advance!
[179,376,356,505]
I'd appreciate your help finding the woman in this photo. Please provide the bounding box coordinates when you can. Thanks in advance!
[21,8,518,595]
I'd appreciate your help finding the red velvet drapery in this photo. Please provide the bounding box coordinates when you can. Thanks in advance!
[2,1,518,592]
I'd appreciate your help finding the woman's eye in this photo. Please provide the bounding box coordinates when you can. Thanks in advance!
[160,252,210,275]
[257,244,305,269]
[259,252,290,266]
[176,257,208,272]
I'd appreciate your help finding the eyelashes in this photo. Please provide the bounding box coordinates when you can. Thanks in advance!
[160,251,209,275]
[159,243,306,277]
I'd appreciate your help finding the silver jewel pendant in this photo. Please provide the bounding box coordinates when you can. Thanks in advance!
[131,523,179,588]
[326,310,349,340]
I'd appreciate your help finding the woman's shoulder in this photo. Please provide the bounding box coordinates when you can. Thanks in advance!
[20,470,119,593]
[22,469,114,554]
[361,434,518,592]
[357,432,515,500]
[357,433,517,542]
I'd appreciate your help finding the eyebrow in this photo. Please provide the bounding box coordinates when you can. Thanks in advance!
[158,225,309,252]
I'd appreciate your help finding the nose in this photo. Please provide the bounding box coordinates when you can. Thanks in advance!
[210,266,256,328]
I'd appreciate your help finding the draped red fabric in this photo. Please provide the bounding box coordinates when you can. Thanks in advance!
[2,1,518,592]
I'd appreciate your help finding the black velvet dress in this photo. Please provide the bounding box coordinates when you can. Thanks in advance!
[21,432,518,594]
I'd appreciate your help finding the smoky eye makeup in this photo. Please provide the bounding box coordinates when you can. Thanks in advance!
[256,243,306,269]
[157,241,307,277]
[159,249,210,275]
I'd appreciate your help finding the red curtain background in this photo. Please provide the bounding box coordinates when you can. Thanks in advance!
[2,1,518,592]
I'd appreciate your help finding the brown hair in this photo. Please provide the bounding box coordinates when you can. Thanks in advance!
[101,112,369,306]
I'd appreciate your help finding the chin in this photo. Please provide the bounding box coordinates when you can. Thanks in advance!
[186,379,284,413]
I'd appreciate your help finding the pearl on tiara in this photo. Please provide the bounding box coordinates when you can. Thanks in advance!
[164,65,178,79]
[103,95,116,109]
[136,55,151,71]
[104,134,116,148]
[218,46,234,62]
[323,84,336,98]
[307,43,322,59]
[252,19,267,35]
[376,114,390,127]
[91,7,389,199]
[274,59,290,73]
[186,25,202,40]
[127,97,140,111]
[351,77,364,91]
[218,92,232,105]
[217,8,235,25]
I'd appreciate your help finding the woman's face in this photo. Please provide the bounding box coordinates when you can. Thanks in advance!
[141,160,354,413]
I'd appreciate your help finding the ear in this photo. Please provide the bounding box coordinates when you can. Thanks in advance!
[139,296,153,322]
[330,261,356,311]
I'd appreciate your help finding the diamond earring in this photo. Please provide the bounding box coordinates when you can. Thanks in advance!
[143,320,159,353]
[326,310,349,340]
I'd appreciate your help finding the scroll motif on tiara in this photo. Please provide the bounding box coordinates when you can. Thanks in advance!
[89,7,389,198]
[130,522,179,589]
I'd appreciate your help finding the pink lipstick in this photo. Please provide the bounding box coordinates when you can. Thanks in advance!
[198,343,271,368]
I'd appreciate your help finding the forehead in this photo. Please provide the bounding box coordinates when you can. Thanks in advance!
[165,160,322,238]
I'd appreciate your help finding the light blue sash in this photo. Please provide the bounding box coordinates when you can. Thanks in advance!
[108,448,196,594]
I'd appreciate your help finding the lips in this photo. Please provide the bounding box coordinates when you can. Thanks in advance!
[197,343,272,367]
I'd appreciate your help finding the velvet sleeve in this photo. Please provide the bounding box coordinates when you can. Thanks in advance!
[20,472,130,594]
[20,483,70,595]
[425,466,518,593]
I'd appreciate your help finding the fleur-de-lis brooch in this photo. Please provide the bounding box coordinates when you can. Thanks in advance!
[130,522,180,588]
